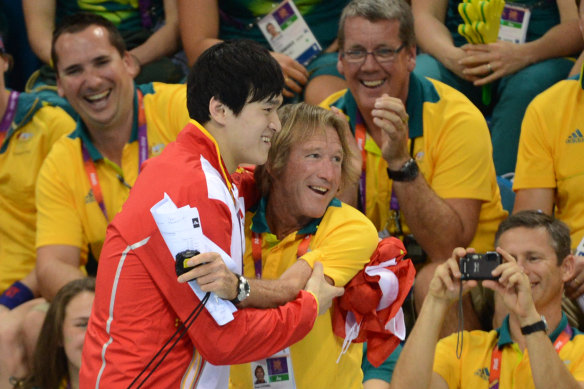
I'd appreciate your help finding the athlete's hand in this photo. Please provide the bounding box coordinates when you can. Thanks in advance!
[304,262,344,315]
[177,252,239,300]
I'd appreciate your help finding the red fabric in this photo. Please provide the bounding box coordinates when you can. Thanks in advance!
[332,237,415,367]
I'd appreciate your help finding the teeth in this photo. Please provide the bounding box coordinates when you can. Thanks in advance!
[86,90,109,101]
[362,80,384,88]
[261,136,271,144]
[310,186,328,194]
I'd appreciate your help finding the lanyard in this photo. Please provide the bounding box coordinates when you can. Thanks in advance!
[489,325,573,389]
[355,110,411,235]
[81,90,148,221]
[138,0,153,29]
[251,232,312,279]
[354,111,367,215]
[0,91,19,145]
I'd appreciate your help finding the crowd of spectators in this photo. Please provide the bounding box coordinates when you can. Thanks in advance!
[1,0,584,388]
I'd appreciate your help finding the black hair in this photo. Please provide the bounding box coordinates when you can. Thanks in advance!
[187,40,284,124]
[51,13,126,69]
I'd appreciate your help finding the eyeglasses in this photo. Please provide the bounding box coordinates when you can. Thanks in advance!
[342,43,406,64]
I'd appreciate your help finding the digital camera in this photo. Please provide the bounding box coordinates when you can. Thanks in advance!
[460,252,502,281]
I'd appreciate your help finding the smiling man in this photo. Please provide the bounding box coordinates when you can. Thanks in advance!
[80,44,344,388]
[226,103,379,389]
[320,0,507,334]
[34,13,189,301]
[392,210,584,389]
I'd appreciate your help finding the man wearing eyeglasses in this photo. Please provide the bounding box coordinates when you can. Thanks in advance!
[321,0,507,335]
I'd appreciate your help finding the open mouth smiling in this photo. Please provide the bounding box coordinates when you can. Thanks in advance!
[361,79,385,88]
[309,185,329,195]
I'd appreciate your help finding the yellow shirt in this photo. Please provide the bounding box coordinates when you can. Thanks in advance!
[514,70,584,249]
[35,83,188,266]
[230,198,378,389]
[320,75,507,253]
[434,315,584,388]
[0,94,75,292]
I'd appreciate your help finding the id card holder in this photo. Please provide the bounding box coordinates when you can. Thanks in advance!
[258,0,322,66]
[250,348,296,388]
[498,4,530,44]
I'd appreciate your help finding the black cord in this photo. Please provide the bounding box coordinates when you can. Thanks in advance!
[456,283,464,359]
[128,292,211,389]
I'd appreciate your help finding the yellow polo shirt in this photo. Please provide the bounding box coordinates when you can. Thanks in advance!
[230,197,378,389]
[0,93,75,292]
[514,70,584,249]
[36,82,188,267]
[320,74,507,253]
[434,314,584,388]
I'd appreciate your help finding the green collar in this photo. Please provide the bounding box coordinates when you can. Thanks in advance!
[496,313,572,349]
[1,92,46,153]
[68,84,150,161]
[250,196,341,236]
[333,72,440,140]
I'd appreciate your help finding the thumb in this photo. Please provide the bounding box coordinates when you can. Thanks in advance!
[312,261,324,278]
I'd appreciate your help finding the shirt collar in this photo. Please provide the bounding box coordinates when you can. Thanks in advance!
[250,196,341,236]
[496,313,571,348]
[69,86,140,162]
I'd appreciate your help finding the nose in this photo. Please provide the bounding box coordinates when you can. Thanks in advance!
[270,111,282,133]
[516,257,529,274]
[317,158,339,183]
[84,66,104,88]
[360,51,381,71]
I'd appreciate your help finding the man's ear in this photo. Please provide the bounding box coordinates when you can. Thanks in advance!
[56,75,65,98]
[209,96,229,126]
[123,51,139,78]
[336,52,345,77]
[561,254,576,283]
[406,45,417,73]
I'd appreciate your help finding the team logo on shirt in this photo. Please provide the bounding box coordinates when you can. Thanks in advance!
[16,132,33,142]
[566,129,584,144]
[85,189,96,204]
[473,367,490,381]
[151,143,165,156]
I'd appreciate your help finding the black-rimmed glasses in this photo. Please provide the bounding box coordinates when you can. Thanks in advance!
[342,43,406,64]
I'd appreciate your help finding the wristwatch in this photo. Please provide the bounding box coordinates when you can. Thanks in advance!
[520,315,548,335]
[230,275,250,305]
[386,158,419,182]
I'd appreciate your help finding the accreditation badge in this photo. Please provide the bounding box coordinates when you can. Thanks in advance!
[498,4,530,44]
[257,0,322,66]
[250,348,296,388]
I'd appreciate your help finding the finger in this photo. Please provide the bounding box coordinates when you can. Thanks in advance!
[282,88,295,98]
[177,260,222,283]
[567,282,584,300]
[482,279,504,294]
[496,247,516,263]
[284,77,303,94]
[436,263,456,291]
[497,264,523,285]
[460,43,489,52]
[286,66,309,86]
[330,106,348,121]
[184,252,220,267]
[287,60,310,79]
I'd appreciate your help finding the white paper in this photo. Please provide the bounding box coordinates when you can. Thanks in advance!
[150,193,236,326]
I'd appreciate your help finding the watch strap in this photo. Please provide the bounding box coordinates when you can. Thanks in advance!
[386,158,419,182]
[521,316,548,335]
[230,275,250,305]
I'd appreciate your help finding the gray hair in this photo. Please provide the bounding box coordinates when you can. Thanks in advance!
[338,0,415,50]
